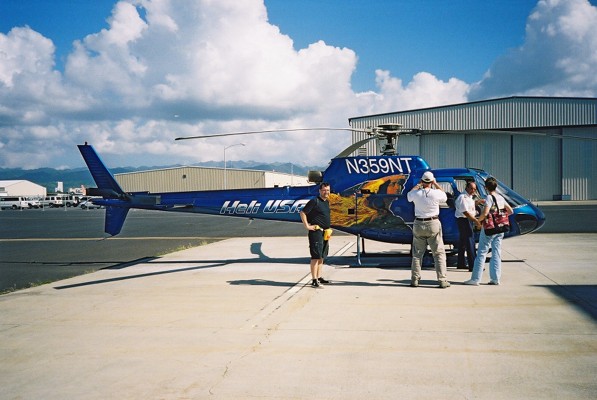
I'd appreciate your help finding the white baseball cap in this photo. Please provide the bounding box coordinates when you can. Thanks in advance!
[421,171,435,182]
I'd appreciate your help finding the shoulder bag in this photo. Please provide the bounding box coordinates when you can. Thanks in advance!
[483,195,510,235]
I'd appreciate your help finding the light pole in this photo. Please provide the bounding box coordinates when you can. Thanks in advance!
[224,143,245,189]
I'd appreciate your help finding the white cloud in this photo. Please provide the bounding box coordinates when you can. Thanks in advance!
[0,27,68,126]
[0,0,595,169]
[470,0,597,99]
[353,70,469,116]
[0,27,55,88]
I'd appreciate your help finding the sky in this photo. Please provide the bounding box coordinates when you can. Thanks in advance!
[1,0,597,170]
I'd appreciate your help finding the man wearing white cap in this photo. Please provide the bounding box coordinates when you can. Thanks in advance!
[407,171,450,288]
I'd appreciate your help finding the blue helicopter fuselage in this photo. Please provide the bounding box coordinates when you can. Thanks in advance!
[79,144,545,243]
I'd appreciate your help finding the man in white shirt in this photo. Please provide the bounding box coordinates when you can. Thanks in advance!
[407,171,450,288]
[455,181,480,271]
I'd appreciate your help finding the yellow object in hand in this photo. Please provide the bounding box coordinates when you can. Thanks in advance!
[323,228,333,241]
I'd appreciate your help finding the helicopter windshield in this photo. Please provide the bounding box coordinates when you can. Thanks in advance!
[474,171,528,208]
[495,181,528,208]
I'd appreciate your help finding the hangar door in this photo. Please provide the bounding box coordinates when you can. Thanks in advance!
[512,134,560,201]
[465,134,512,187]
[420,134,465,169]
[562,127,597,200]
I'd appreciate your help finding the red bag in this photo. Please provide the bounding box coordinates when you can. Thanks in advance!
[483,195,510,235]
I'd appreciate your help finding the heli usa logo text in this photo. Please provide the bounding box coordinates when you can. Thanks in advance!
[220,199,310,215]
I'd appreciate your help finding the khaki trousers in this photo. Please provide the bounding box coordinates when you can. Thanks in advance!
[411,219,448,282]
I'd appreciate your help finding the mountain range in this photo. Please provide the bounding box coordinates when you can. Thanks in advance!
[0,161,325,193]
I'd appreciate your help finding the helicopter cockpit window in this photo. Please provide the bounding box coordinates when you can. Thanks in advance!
[454,178,473,194]
[438,181,454,208]
[455,177,483,200]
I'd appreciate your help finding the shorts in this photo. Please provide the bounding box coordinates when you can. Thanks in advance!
[308,229,329,260]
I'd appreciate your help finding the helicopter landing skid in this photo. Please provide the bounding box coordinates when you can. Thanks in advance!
[350,235,458,268]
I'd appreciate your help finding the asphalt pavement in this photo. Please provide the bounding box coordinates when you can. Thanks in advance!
[1,202,595,292]
[1,233,596,399]
[0,208,308,292]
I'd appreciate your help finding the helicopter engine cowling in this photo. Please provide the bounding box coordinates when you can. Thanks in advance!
[308,170,323,183]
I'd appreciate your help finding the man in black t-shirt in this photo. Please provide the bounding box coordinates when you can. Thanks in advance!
[300,182,331,288]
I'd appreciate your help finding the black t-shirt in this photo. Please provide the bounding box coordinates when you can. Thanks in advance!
[302,196,331,229]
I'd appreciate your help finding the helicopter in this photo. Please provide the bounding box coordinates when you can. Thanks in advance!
[78,124,548,257]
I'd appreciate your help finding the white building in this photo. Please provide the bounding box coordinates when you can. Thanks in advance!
[0,180,47,197]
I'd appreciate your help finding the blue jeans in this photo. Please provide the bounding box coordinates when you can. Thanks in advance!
[470,230,504,283]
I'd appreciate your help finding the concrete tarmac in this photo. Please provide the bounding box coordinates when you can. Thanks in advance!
[1,233,596,399]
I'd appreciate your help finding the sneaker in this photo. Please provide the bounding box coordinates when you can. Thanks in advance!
[464,279,479,286]
[318,278,330,284]
[410,279,419,287]
[438,280,451,289]
[488,280,500,285]
[311,280,324,289]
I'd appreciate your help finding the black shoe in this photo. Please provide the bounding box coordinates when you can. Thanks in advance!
[318,278,330,284]
[311,280,324,289]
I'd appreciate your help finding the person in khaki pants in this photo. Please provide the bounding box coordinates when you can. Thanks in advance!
[407,171,450,288]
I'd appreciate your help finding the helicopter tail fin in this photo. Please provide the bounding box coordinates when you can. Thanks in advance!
[78,143,130,236]
[104,206,130,236]
[77,143,127,198]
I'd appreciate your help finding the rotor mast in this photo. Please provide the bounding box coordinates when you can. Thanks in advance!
[368,124,420,156]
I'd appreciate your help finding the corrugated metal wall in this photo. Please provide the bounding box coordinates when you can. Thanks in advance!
[348,96,597,200]
[0,181,46,197]
[466,134,512,186]
[115,167,266,193]
[420,134,465,169]
[512,131,560,202]
[115,167,312,193]
[366,97,597,130]
[263,172,310,188]
[562,126,597,200]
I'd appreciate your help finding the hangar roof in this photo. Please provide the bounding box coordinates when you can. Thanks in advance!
[349,96,597,130]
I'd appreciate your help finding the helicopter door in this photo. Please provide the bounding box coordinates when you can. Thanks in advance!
[436,179,460,243]
[351,175,412,239]
[353,189,372,227]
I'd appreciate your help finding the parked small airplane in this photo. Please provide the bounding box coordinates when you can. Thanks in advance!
[78,125,549,254]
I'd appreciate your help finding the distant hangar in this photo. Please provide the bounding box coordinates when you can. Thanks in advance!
[115,165,310,193]
[349,96,597,201]
[0,180,46,197]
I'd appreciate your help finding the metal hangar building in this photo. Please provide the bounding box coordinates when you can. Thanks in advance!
[348,96,597,201]
[114,166,310,193]
[0,180,47,197]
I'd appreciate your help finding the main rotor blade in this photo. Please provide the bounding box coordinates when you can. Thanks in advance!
[175,127,361,141]
[333,136,377,158]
